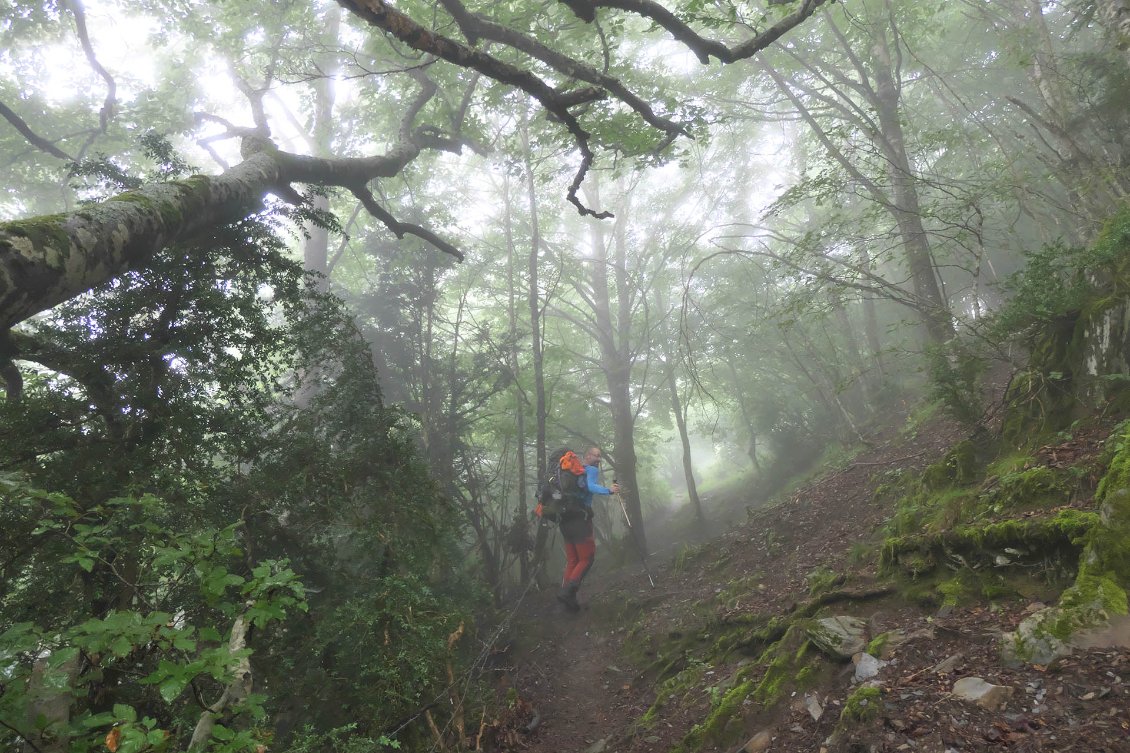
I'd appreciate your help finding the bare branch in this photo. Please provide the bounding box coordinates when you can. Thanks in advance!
[558,0,829,64]
[230,69,272,138]
[188,606,254,750]
[63,0,117,133]
[350,185,465,261]
[0,100,75,162]
[436,0,687,139]
[336,0,613,218]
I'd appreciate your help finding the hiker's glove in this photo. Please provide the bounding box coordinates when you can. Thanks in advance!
[585,507,594,521]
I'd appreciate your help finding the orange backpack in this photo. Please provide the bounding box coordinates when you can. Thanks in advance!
[535,448,588,522]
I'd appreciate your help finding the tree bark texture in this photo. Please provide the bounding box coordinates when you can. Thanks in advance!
[502,172,530,584]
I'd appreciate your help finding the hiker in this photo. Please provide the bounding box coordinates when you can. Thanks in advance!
[557,446,620,611]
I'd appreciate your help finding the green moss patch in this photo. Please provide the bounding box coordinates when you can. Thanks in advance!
[881,509,1098,575]
[2,214,72,254]
[983,466,1072,512]
[673,625,815,753]
[922,440,980,489]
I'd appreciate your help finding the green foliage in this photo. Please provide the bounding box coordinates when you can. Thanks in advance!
[283,724,403,753]
[991,241,1096,336]
[992,206,1130,339]
[926,341,987,426]
[0,144,477,752]
[0,480,303,753]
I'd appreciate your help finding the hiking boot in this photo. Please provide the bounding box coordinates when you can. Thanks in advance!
[556,584,581,612]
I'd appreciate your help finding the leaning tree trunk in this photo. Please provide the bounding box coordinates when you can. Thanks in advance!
[189,607,254,750]
[762,19,952,345]
[868,20,952,345]
[0,138,435,330]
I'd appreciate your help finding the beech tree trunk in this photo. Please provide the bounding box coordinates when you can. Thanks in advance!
[302,8,340,286]
[725,359,762,472]
[0,139,433,330]
[656,287,704,524]
[867,20,953,344]
[586,183,646,552]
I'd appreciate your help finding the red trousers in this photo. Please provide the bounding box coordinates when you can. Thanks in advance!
[561,518,595,586]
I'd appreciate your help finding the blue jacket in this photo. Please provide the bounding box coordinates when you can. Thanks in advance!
[582,464,613,508]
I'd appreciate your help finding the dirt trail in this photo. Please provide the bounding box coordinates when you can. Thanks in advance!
[510,578,651,752]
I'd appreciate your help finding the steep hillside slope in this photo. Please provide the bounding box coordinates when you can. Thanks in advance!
[497,402,1130,753]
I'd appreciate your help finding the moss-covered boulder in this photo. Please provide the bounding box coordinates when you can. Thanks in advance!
[1002,574,1128,666]
[1004,431,1130,665]
[806,616,866,661]
[839,685,881,724]
[881,509,1098,575]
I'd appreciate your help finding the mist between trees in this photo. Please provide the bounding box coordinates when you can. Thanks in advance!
[0,0,1127,750]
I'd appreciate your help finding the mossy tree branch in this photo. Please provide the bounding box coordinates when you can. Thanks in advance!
[0,135,463,330]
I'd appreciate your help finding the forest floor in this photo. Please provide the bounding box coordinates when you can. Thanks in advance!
[491,396,1130,752]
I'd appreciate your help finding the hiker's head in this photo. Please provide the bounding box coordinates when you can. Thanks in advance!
[583,447,602,466]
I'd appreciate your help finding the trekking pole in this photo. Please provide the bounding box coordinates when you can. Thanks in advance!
[614,481,656,588]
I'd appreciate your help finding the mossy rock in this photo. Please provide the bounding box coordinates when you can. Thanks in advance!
[1097,426,1130,503]
[673,625,814,753]
[839,685,882,724]
[1004,474,1130,665]
[806,616,866,660]
[922,440,981,489]
[1002,575,1127,667]
[1078,488,1130,589]
[866,632,891,657]
[1089,432,1130,586]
